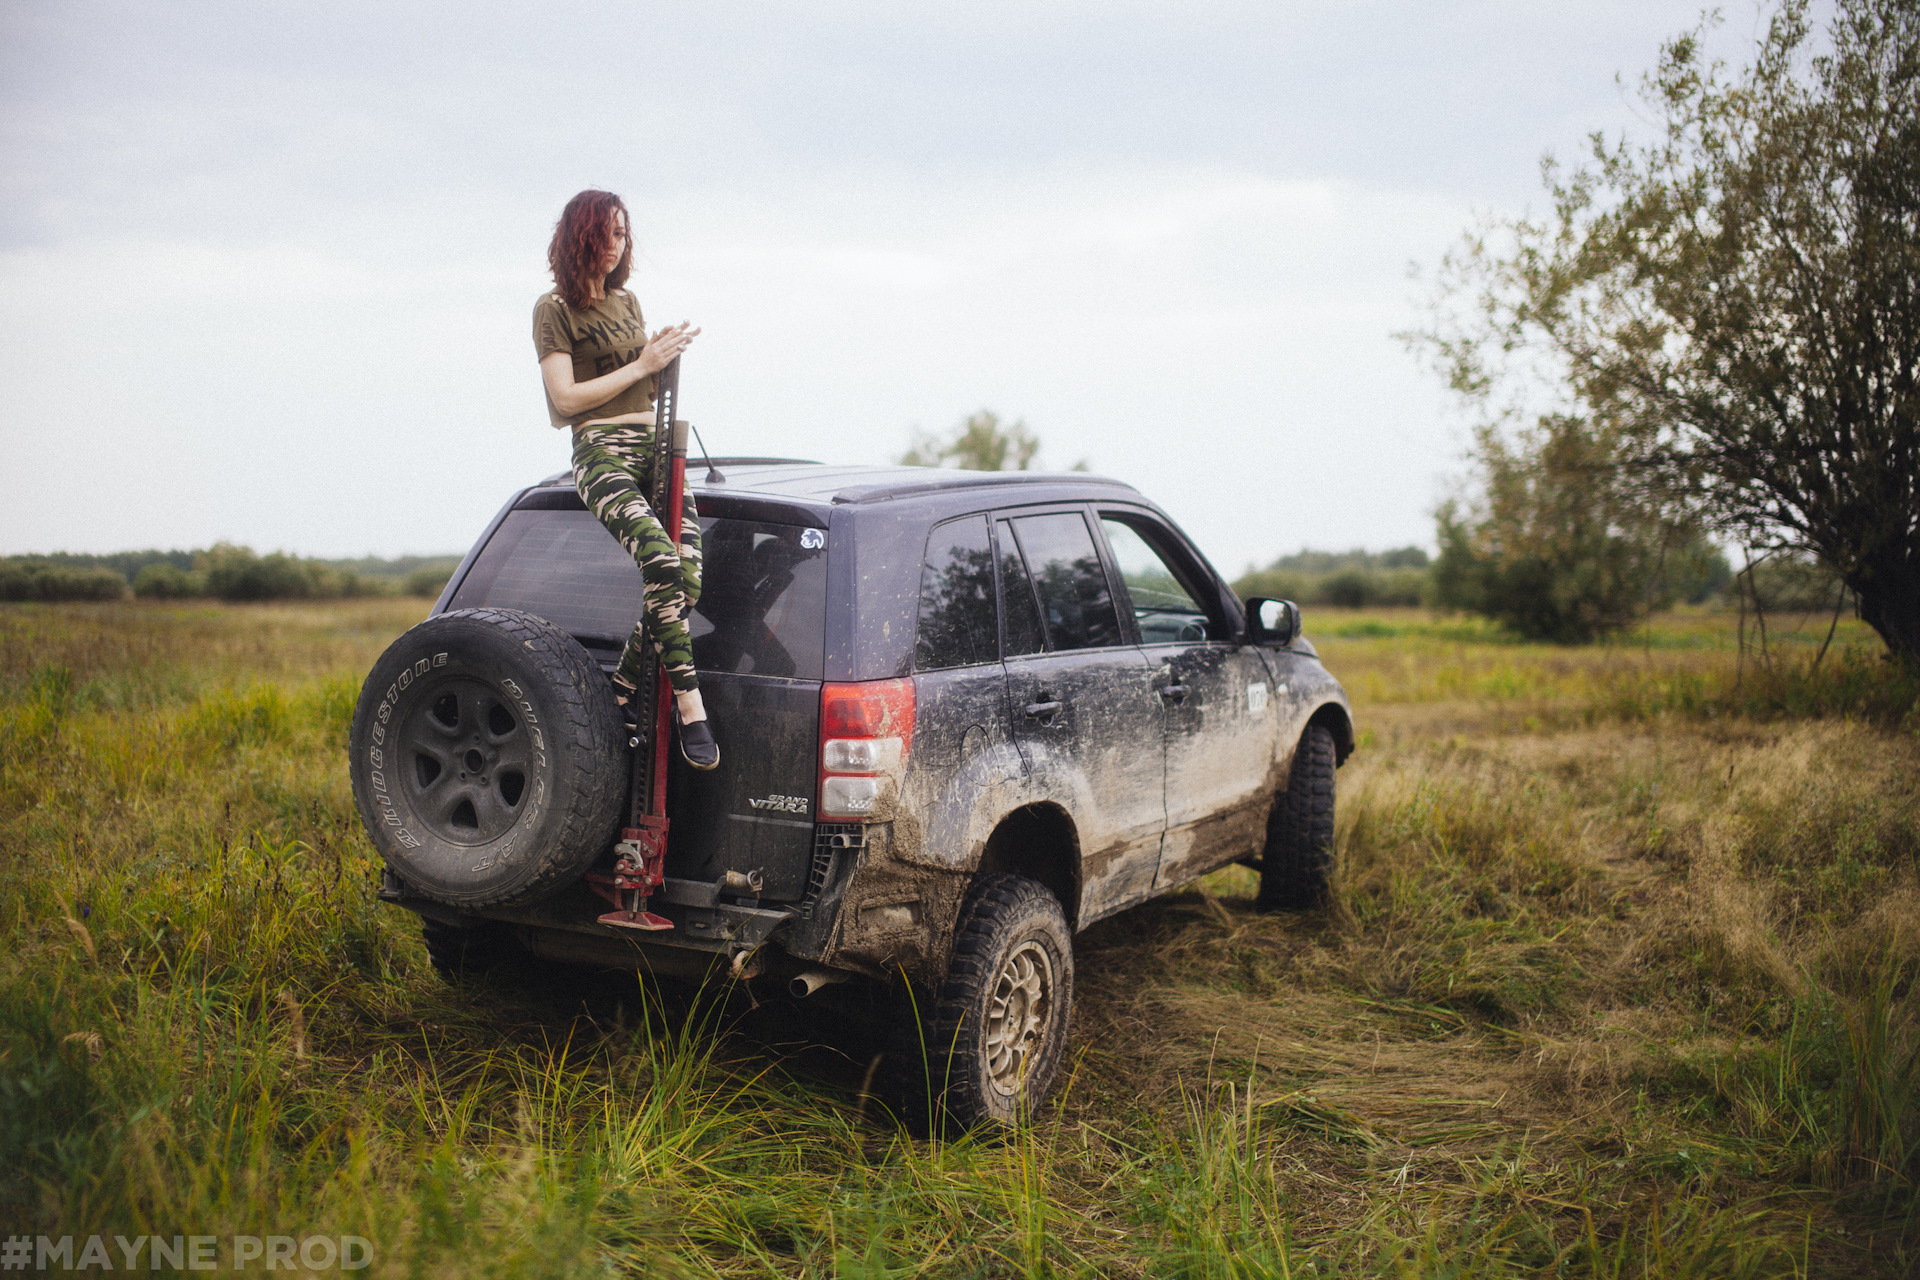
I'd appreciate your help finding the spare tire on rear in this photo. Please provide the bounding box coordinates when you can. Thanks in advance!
[348,608,627,909]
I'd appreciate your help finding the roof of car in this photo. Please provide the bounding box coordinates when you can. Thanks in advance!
[536,458,1138,508]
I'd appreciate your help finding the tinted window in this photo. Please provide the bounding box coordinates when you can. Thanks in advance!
[1009,512,1122,651]
[689,519,829,679]
[1101,517,1211,644]
[915,517,997,670]
[997,519,1046,657]
[448,508,827,680]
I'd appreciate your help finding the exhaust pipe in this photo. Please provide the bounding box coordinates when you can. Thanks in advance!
[788,968,851,999]
[720,868,764,895]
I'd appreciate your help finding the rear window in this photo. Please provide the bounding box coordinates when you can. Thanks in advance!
[447,508,828,680]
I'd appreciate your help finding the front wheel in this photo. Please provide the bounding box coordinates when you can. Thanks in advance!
[1255,723,1336,911]
[921,874,1075,1130]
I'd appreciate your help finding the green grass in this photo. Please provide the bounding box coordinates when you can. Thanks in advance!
[2,598,1917,1275]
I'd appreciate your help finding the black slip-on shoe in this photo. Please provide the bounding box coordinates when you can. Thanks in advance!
[677,717,720,771]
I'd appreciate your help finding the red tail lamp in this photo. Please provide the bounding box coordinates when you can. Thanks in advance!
[818,678,915,820]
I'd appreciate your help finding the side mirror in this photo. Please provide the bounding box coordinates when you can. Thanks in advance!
[1245,597,1299,647]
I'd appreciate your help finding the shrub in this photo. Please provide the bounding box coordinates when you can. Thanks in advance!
[132,563,205,599]
[1430,416,1691,643]
[195,544,376,601]
[200,544,316,601]
[1748,556,1853,614]
[0,561,129,603]
[404,567,452,598]
[1231,565,1427,609]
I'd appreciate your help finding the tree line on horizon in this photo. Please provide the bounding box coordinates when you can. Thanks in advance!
[0,546,461,604]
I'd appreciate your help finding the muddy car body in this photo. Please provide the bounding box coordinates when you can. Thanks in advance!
[357,460,1353,1123]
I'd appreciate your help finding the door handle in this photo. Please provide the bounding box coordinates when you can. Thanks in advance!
[1159,684,1191,703]
[1023,700,1064,719]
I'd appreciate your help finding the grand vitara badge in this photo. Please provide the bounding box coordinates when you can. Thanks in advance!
[749,793,810,814]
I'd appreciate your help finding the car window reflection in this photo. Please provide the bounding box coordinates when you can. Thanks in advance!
[1009,513,1122,651]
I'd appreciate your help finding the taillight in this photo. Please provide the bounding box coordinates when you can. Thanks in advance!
[818,678,915,819]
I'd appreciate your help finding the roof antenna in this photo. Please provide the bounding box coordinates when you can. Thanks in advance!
[685,420,725,484]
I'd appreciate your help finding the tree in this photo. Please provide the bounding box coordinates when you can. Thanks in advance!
[899,410,1052,471]
[1417,0,1920,663]
[1431,416,1703,642]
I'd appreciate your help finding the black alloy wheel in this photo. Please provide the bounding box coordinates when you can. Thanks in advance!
[400,677,535,844]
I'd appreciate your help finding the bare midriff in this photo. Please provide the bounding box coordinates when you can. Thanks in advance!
[576,410,657,432]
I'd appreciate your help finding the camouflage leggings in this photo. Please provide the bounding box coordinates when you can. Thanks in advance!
[571,423,703,699]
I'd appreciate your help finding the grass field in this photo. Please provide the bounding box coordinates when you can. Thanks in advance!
[3,599,1918,1277]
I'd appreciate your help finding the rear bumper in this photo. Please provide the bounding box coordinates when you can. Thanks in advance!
[376,818,872,965]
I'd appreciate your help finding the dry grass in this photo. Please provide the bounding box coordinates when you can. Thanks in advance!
[2,598,1917,1276]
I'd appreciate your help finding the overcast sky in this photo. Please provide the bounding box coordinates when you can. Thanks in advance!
[0,1,1770,571]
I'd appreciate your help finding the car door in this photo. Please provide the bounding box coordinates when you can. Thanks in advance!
[904,513,1024,863]
[996,509,1166,924]
[1095,511,1280,891]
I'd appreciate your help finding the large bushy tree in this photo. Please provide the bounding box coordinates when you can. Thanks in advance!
[1420,0,1920,662]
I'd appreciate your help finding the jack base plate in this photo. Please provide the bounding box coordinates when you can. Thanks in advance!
[597,909,674,932]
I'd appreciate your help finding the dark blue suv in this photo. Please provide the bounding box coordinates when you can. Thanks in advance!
[351,460,1353,1126]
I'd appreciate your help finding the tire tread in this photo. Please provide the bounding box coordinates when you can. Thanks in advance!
[1256,723,1337,911]
[348,608,627,909]
[920,873,1073,1129]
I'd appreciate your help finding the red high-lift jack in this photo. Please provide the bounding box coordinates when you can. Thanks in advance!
[585,356,688,932]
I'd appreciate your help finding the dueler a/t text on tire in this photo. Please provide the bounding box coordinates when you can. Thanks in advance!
[1256,722,1337,911]
[924,873,1074,1129]
[348,608,627,909]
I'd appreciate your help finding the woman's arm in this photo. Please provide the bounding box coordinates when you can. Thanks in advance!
[541,322,700,418]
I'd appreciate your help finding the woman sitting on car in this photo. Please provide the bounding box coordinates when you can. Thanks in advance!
[532,189,716,770]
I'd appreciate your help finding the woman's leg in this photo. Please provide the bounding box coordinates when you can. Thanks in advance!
[677,485,703,607]
[571,427,701,707]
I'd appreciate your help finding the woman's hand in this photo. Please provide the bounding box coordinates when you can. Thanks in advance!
[540,320,701,417]
[637,321,701,375]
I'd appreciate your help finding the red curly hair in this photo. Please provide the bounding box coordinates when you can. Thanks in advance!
[547,190,632,310]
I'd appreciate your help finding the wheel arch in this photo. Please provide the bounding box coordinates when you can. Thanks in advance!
[1307,701,1355,765]
[976,802,1083,928]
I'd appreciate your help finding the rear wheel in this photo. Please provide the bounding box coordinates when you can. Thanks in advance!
[1255,723,1337,911]
[921,874,1074,1129]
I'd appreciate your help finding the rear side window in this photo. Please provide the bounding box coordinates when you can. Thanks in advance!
[915,516,997,670]
[996,519,1046,658]
[1007,512,1122,651]
[448,508,828,680]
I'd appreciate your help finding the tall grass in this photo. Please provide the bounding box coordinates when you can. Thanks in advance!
[1312,608,1918,732]
[3,599,1918,1275]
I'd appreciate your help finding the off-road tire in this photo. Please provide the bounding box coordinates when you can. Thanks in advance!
[348,608,627,909]
[420,918,530,984]
[921,873,1074,1130]
[1255,723,1336,911]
